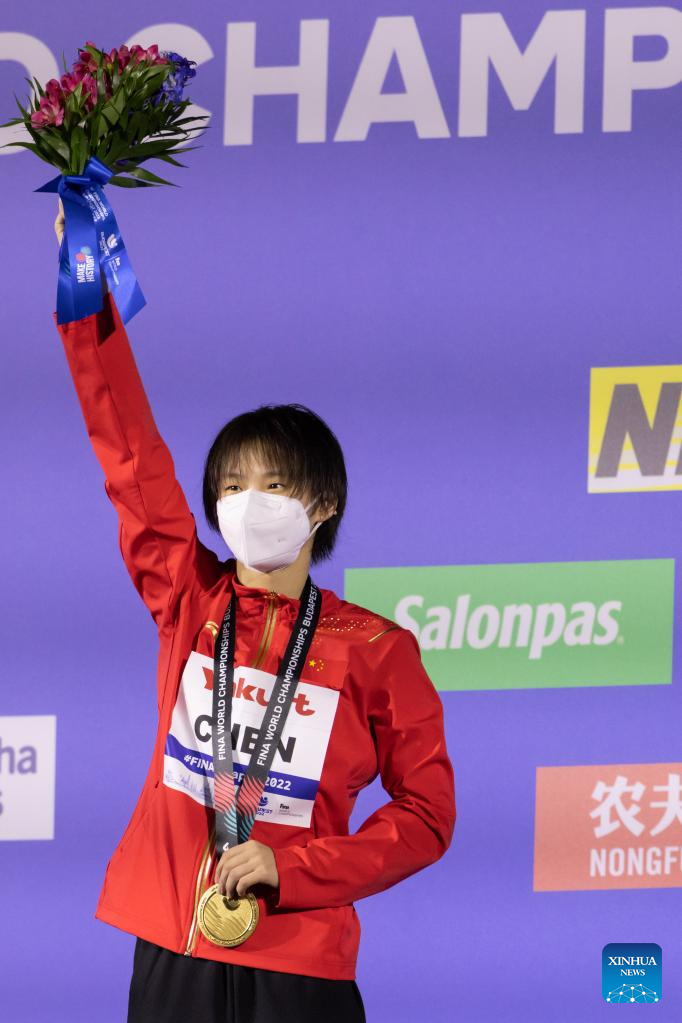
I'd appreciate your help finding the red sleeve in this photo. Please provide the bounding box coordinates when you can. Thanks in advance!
[53,292,222,630]
[272,627,456,909]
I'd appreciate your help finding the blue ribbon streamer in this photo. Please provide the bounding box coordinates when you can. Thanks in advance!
[36,155,146,325]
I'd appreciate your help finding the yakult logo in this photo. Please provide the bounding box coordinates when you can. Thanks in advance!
[204,668,315,716]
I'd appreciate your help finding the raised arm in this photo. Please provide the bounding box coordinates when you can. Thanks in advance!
[52,199,222,630]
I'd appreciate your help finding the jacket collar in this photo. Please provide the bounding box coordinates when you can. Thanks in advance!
[223,559,343,622]
[226,558,306,615]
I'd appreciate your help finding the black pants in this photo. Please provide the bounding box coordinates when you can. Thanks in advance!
[127,937,367,1023]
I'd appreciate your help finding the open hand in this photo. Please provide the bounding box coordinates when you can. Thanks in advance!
[214,839,279,898]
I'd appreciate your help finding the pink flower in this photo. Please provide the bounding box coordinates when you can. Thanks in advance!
[76,41,99,74]
[127,43,168,66]
[44,78,63,103]
[59,72,80,95]
[30,89,65,128]
[145,44,169,64]
[58,66,108,104]
[79,74,99,111]
[116,44,132,71]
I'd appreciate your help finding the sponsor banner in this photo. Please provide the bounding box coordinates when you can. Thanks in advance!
[589,365,682,492]
[163,654,340,827]
[534,763,682,892]
[0,715,56,841]
[344,560,674,691]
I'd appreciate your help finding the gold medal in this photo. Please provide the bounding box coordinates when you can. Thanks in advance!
[196,885,259,947]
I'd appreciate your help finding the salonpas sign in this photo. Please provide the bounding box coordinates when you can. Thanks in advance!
[343,560,674,692]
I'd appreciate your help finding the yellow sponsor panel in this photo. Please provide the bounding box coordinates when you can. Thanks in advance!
[588,365,682,492]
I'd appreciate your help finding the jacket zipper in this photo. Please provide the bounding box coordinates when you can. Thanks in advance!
[184,823,216,955]
[252,591,279,670]
[183,589,280,956]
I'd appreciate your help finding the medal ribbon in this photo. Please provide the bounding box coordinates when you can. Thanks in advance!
[35,155,146,325]
[212,575,321,854]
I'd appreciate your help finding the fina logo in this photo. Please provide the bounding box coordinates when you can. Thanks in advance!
[74,245,96,285]
[106,233,118,250]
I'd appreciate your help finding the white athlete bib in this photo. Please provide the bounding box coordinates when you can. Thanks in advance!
[163,651,340,828]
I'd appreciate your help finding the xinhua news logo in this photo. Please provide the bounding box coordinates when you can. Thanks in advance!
[602,943,661,1003]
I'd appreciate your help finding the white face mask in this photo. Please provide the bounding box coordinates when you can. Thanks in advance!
[216,488,322,574]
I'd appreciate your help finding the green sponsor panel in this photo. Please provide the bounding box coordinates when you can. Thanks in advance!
[344,560,675,692]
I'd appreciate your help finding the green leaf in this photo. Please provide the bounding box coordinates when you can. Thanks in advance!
[24,121,45,144]
[13,91,28,117]
[173,114,211,125]
[95,70,108,101]
[134,67,169,101]
[40,129,70,162]
[112,89,127,116]
[0,140,57,165]
[108,174,155,188]
[151,152,188,168]
[83,44,104,67]
[101,103,120,127]
[162,144,203,159]
[71,124,88,173]
[90,109,109,148]
[123,164,178,186]
[114,138,176,160]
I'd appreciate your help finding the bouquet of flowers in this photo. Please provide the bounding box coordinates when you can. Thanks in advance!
[0,40,208,323]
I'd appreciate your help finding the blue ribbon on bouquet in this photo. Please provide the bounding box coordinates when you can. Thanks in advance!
[36,155,146,325]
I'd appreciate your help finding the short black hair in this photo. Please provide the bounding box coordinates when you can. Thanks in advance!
[202,403,347,564]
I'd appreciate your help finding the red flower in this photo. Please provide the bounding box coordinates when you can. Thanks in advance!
[59,72,80,95]
[76,41,99,74]
[28,39,174,131]
[127,43,168,66]
[30,88,65,128]
[44,78,63,103]
[145,44,168,64]
[116,44,132,71]
[79,74,99,111]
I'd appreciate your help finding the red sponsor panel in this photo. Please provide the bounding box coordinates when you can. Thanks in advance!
[534,763,682,891]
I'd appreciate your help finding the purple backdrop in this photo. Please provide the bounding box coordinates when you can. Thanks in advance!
[1,4,681,1020]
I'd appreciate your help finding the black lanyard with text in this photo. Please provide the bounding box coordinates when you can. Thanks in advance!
[211,575,321,855]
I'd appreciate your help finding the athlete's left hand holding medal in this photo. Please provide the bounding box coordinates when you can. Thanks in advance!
[197,575,322,947]
[1,39,207,325]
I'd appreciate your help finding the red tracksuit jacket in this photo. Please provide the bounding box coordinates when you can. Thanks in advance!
[53,290,456,981]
